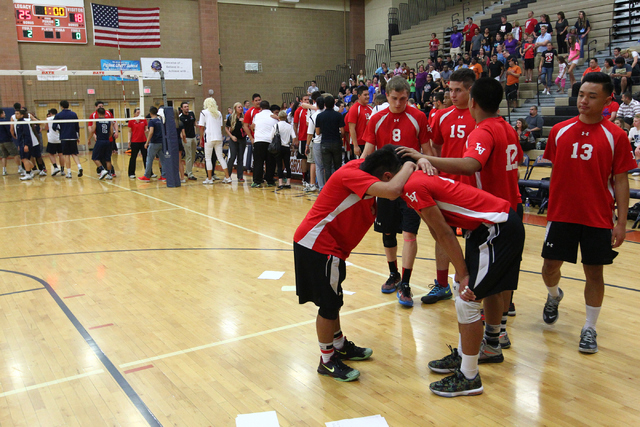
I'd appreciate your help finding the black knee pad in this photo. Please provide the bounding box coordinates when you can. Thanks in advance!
[318,306,339,320]
[382,233,397,248]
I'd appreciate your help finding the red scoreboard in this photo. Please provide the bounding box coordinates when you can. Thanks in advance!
[14,2,87,44]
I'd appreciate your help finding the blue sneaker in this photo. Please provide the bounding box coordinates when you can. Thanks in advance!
[397,282,414,307]
[381,272,401,294]
[421,281,453,304]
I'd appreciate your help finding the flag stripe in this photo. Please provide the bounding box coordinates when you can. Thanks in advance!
[91,3,161,48]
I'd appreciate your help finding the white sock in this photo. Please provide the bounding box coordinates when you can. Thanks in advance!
[77,164,82,169]
[584,305,601,330]
[547,285,560,298]
[458,333,463,354]
[460,353,479,379]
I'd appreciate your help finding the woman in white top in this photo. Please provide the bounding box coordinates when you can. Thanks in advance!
[198,97,231,184]
[271,110,294,189]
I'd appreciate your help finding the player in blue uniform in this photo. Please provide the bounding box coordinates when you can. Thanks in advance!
[88,108,116,180]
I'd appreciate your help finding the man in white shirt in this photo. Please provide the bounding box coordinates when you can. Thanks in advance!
[307,81,320,95]
[429,64,441,83]
[534,26,552,69]
[306,96,325,191]
[618,92,640,128]
[251,101,279,187]
[44,108,63,176]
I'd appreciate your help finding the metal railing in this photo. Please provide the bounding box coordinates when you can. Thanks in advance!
[629,1,640,40]
[451,13,460,29]
[587,39,597,61]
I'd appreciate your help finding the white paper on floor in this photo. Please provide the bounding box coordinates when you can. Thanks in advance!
[236,410,280,427]
[281,286,296,292]
[258,271,285,280]
[325,414,389,427]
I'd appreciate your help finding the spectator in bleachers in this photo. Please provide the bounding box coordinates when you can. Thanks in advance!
[555,55,568,93]
[408,71,417,103]
[375,62,388,75]
[628,114,640,166]
[430,33,440,62]
[515,118,536,151]
[535,14,552,36]
[614,117,628,134]
[618,92,640,128]
[357,70,366,83]
[489,53,505,81]
[462,52,471,65]
[366,78,376,103]
[612,57,633,95]
[539,42,558,95]
[393,62,403,76]
[482,27,493,46]
[622,49,640,78]
[497,15,512,40]
[521,34,535,82]
[512,21,523,45]
[535,26,552,69]
[455,59,467,71]
[444,54,454,69]
[555,12,569,54]
[338,82,348,100]
[435,56,445,71]
[504,32,518,58]
[470,27,483,57]
[603,58,615,76]
[492,33,504,56]
[505,57,522,109]
[463,18,479,53]
[440,64,452,84]
[469,57,483,80]
[525,105,544,139]
[575,11,590,59]
[612,47,622,60]
[525,11,537,37]
[308,81,320,95]
[495,44,507,65]
[416,64,429,103]
[602,93,619,122]
[566,35,581,88]
[482,38,491,56]
[422,74,436,104]
[428,64,441,83]
[450,26,463,58]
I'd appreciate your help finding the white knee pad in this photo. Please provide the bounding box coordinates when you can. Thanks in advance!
[455,296,482,325]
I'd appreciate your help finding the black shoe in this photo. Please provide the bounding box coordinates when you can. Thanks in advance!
[317,355,360,381]
[381,272,401,294]
[78,168,83,177]
[543,288,564,324]
[188,176,197,181]
[335,338,373,360]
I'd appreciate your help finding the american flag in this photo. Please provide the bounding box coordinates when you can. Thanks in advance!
[91,3,160,48]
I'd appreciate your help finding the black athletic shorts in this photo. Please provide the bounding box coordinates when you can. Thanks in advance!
[294,242,345,312]
[506,84,519,100]
[374,197,421,235]
[46,143,63,155]
[541,221,618,265]
[466,209,524,300]
[524,58,535,70]
[92,140,111,162]
[296,138,307,160]
[61,139,79,155]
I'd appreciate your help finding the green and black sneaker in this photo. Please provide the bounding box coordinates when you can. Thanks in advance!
[428,345,462,373]
[429,368,483,397]
[317,355,360,382]
[335,338,373,361]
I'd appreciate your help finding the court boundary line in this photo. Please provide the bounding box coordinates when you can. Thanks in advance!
[0,369,105,398]
[0,287,45,297]
[0,269,162,427]
[0,208,181,230]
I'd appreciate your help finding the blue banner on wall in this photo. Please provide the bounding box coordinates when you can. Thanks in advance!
[100,60,141,81]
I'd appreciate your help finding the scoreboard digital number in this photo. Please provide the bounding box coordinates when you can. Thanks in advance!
[15,2,87,44]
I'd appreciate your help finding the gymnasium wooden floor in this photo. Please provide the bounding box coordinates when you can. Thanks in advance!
[1,153,639,426]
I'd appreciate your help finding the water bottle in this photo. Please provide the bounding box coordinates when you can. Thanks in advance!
[525,197,531,213]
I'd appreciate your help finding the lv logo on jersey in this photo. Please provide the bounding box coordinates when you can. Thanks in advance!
[406,191,418,203]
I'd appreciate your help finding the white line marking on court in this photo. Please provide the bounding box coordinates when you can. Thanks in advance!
[0,369,104,397]
[0,208,180,230]
[119,300,399,369]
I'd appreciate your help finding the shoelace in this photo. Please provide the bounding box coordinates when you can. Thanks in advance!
[581,329,596,343]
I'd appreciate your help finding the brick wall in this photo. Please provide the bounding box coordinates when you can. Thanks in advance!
[218,3,349,110]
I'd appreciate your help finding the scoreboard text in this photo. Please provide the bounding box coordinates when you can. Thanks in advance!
[15,3,87,44]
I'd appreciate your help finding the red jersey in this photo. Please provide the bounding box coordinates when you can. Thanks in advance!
[462,117,523,210]
[602,101,619,120]
[431,105,476,181]
[345,102,372,147]
[544,117,637,229]
[523,43,535,59]
[128,119,148,143]
[293,107,308,141]
[293,159,380,260]
[525,18,538,34]
[363,107,430,152]
[430,38,440,51]
[402,172,511,230]
[464,24,479,42]
[243,106,260,137]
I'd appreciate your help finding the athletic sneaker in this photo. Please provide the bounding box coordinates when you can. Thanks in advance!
[158,177,166,182]
[129,175,136,179]
[579,327,598,354]
[180,179,186,183]
[2,168,6,176]
[188,175,197,181]
[20,171,34,181]
[381,272,401,293]
[78,168,83,177]
[478,340,504,364]
[284,184,291,189]
[222,177,232,184]
[18,166,25,175]
[421,280,453,304]
[304,184,318,193]
[203,178,213,184]
[66,171,72,179]
[317,355,360,382]
[499,331,511,349]
[429,368,483,397]
[238,179,245,183]
[266,182,276,187]
[250,182,261,188]
[335,338,373,360]
[151,174,158,178]
[508,302,516,316]
[138,176,151,181]
[543,288,564,324]
[99,170,109,180]
[428,345,461,373]
[212,175,219,181]
[52,167,61,176]
[105,174,113,180]
[397,282,413,307]
[632,172,640,177]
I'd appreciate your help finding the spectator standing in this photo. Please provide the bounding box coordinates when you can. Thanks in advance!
[525,105,544,139]
[535,26,552,69]
[505,58,522,109]
[225,102,246,182]
[555,55,568,93]
[308,81,320,95]
[555,12,568,54]
[504,32,518,58]
[416,64,429,105]
[200,97,231,184]
[489,54,505,81]
[575,11,590,59]
[430,33,440,62]
[243,93,262,173]
[179,102,198,180]
[470,28,483,57]
[407,71,417,103]
[566,35,581,88]
[127,107,148,178]
[250,100,278,187]
[463,18,479,53]
[539,42,558,95]
[521,34,536,82]
[525,11,538,37]
[315,95,345,183]
[535,14,552,36]
[271,110,293,189]
[450,26,463,58]
[512,21,523,44]
[497,15,513,40]
[345,86,372,157]
[0,110,19,176]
